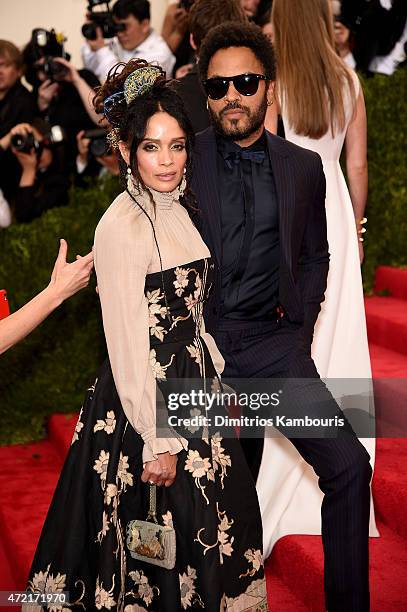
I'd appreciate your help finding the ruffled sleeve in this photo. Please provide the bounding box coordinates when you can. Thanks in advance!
[94,196,187,463]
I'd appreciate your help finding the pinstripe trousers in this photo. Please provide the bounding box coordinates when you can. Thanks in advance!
[214,318,372,612]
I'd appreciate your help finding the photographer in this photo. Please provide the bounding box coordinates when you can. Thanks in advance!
[161,0,195,76]
[8,120,70,223]
[75,128,119,185]
[23,30,100,169]
[82,0,175,81]
[0,41,37,203]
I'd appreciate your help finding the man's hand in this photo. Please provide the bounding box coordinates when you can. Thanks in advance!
[141,452,178,487]
[14,149,37,173]
[86,25,106,52]
[38,80,59,111]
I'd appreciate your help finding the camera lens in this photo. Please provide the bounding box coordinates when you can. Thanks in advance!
[90,137,109,157]
[82,23,98,40]
[10,133,36,153]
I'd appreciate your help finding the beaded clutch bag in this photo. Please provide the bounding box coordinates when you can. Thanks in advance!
[126,484,176,570]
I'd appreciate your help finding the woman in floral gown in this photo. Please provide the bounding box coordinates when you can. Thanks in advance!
[25,60,268,611]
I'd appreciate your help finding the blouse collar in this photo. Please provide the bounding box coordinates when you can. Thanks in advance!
[128,180,181,211]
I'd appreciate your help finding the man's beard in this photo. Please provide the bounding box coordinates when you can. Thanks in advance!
[209,95,268,142]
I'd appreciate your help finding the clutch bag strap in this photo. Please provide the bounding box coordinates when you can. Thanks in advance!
[146,484,158,524]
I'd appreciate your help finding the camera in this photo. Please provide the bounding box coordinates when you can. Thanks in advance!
[82,128,110,157]
[11,126,65,154]
[82,0,125,41]
[31,29,69,82]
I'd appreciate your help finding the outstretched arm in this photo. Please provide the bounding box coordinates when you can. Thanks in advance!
[0,240,93,355]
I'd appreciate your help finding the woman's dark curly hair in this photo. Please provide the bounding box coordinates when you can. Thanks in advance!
[93,58,196,212]
[198,21,276,82]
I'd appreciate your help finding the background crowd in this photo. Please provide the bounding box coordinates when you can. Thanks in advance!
[0,0,406,228]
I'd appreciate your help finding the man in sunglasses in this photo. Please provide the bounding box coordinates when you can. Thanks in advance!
[191,22,372,612]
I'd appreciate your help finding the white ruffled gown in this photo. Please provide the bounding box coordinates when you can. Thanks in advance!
[257,72,379,558]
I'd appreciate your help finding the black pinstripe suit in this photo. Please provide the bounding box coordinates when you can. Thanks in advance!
[191,127,372,612]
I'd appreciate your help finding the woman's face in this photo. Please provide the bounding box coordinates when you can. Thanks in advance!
[135,112,187,193]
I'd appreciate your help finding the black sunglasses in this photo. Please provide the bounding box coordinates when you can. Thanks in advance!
[203,73,268,100]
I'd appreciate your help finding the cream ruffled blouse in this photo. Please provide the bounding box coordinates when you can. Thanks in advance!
[93,187,224,463]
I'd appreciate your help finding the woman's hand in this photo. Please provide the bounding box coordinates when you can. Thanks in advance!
[47,239,94,304]
[141,452,178,487]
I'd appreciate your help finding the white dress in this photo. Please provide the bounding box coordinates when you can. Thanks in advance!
[257,71,379,558]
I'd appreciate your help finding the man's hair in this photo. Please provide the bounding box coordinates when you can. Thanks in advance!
[189,0,248,50]
[113,0,150,22]
[0,40,24,70]
[198,22,276,82]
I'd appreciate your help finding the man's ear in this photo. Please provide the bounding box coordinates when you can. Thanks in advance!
[266,80,275,103]
[141,18,150,36]
[118,141,130,166]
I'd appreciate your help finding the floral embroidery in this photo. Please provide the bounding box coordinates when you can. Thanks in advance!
[162,510,174,528]
[26,564,85,610]
[93,450,110,488]
[117,452,134,489]
[239,549,263,579]
[186,408,202,434]
[211,435,232,489]
[184,293,199,311]
[124,605,148,612]
[127,570,159,606]
[150,348,175,380]
[147,288,168,341]
[195,504,234,564]
[96,511,110,544]
[95,575,116,610]
[220,578,268,611]
[186,340,202,368]
[71,407,84,445]
[179,566,204,609]
[184,449,212,503]
[194,275,202,300]
[174,267,190,296]
[94,410,116,434]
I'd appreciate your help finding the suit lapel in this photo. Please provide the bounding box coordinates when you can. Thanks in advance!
[193,128,222,267]
[266,133,295,271]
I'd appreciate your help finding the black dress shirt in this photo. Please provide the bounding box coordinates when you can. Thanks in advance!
[216,131,280,320]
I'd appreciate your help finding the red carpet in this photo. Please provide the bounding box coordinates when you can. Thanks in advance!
[0,265,406,610]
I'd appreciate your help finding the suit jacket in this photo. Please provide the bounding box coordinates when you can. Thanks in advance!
[191,127,329,351]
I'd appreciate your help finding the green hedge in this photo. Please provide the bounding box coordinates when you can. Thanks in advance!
[362,68,407,288]
[0,177,120,445]
[0,69,406,445]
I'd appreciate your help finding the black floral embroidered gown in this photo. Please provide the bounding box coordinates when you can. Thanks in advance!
[25,188,268,611]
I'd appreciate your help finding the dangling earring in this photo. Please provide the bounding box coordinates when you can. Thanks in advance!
[179,168,187,198]
[126,166,132,191]
[126,165,140,196]
[267,98,274,107]
[206,99,209,110]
